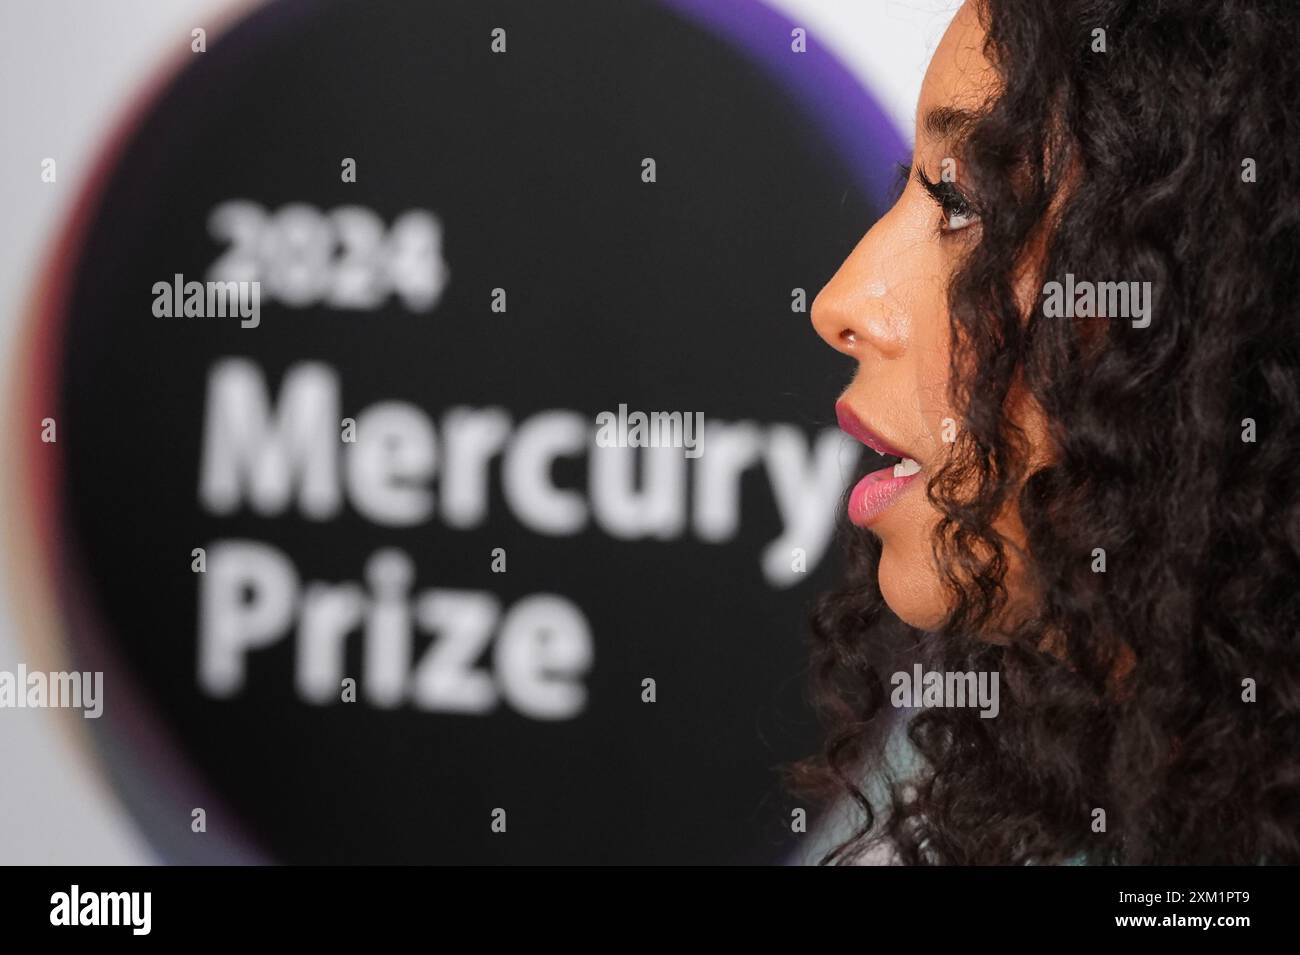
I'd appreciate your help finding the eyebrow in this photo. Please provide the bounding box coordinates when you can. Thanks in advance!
[923,105,978,141]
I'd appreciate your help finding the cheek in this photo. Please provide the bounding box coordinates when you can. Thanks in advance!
[913,288,956,451]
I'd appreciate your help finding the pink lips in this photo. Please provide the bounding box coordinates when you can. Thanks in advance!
[835,401,921,527]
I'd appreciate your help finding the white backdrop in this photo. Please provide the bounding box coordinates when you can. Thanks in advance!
[0,0,959,864]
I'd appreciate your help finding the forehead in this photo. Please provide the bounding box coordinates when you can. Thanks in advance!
[915,1,998,141]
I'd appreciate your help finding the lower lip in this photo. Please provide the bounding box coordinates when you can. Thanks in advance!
[848,465,920,526]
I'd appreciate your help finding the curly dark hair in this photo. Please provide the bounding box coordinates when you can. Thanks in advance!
[794,0,1300,864]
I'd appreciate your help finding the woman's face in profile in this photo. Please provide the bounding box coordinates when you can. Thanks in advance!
[812,1,1036,631]
[802,0,1298,869]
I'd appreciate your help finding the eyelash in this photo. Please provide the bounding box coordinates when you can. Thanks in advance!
[903,162,978,235]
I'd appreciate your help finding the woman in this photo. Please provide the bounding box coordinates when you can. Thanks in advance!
[797,0,1300,864]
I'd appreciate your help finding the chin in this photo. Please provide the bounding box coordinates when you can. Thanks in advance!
[877,544,947,631]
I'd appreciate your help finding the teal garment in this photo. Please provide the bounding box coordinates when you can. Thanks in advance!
[788,718,917,865]
[788,716,1092,865]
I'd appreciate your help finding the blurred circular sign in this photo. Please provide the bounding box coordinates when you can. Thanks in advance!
[33,0,903,862]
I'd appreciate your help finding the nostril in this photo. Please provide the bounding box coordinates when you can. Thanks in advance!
[839,329,857,347]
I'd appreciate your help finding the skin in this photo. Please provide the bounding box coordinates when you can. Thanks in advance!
[811,2,1040,631]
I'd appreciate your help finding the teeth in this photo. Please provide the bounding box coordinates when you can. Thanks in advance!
[892,456,921,478]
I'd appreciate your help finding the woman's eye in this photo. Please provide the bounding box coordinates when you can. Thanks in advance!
[913,164,978,235]
[940,200,974,233]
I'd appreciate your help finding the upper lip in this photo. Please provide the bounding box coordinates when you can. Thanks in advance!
[835,400,915,461]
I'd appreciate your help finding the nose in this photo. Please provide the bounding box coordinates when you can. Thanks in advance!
[811,219,909,362]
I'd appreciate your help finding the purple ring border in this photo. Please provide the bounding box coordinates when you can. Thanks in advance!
[656,0,911,205]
